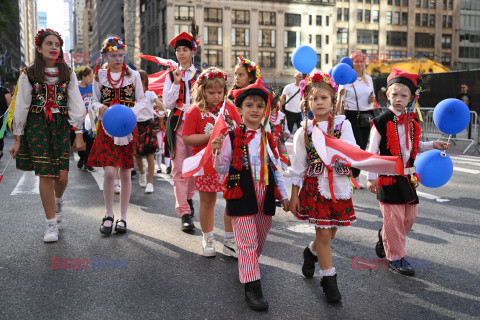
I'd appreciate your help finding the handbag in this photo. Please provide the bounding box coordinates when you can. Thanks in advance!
[352,84,373,128]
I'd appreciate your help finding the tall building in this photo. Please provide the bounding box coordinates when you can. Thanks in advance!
[19,0,37,68]
[140,0,336,84]
[458,0,480,70]
[83,0,92,60]
[334,0,460,70]
[73,0,85,54]
[38,11,47,30]
[63,0,73,54]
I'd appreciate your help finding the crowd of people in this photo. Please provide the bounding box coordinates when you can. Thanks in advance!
[5,27,452,311]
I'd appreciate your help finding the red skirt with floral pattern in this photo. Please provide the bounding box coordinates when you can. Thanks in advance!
[194,172,224,192]
[86,120,137,169]
[294,176,356,228]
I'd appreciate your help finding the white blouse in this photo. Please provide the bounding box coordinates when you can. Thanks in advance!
[163,65,197,121]
[214,126,288,200]
[137,90,156,122]
[290,116,358,200]
[13,67,86,135]
[338,75,375,112]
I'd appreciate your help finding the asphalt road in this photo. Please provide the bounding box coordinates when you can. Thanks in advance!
[1,134,479,320]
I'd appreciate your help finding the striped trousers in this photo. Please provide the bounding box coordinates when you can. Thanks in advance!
[231,182,272,284]
[379,203,418,261]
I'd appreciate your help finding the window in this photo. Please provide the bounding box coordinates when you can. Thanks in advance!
[344,9,349,22]
[316,15,322,26]
[325,54,329,65]
[232,28,250,46]
[459,47,480,58]
[441,53,451,66]
[259,11,276,26]
[422,14,428,26]
[326,16,329,26]
[337,8,342,21]
[285,13,301,26]
[337,28,348,44]
[204,49,223,67]
[442,34,451,48]
[174,24,190,36]
[309,34,312,44]
[403,0,408,5]
[284,52,294,68]
[232,10,250,24]
[336,48,348,64]
[388,0,392,4]
[259,51,276,69]
[430,0,436,8]
[204,27,223,45]
[309,15,313,25]
[416,13,420,26]
[175,6,194,20]
[365,10,371,23]
[316,35,322,48]
[316,54,322,69]
[422,0,428,7]
[415,33,435,47]
[387,12,392,24]
[393,12,400,25]
[204,8,222,23]
[232,50,250,67]
[447,16,452,28]
[416,0,421,7]
[430,14,435,27]
[373,11,379,23]
[395,0,400,5]
[284,31,301,48]
[357,30,379,44]
[357,9,363,22]
[259,29,276,47]
[402,12,408,25]
[387,31,407,46]
[326,35,329,45]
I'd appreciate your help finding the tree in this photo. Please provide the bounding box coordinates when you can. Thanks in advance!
[0,0,18,33]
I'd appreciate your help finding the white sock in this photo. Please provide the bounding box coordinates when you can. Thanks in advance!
[203,231,214,240]
[114,179,121,186]
[308,241,317,256]
[46,218,57,225]
[164,158,171,167]
[224,232,234,241]
[318,267,336,277]
[55,197,62,204]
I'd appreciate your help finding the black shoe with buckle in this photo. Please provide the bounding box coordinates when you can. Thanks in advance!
[77,158,84,169]
[320,274,342,303]
[100,216,114,235]
[115,219,127,234]
[181,214,195,231]
[376,228,386,258]
[245,280,268,311]
[389,257,415,276]
[166,166,172,175]
[302,247,318,278]
[187,198,194,217]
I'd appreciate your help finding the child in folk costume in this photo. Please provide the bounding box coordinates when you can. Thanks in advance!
[289,72,357,303]
[9,29,86,242]
[269,98,291,171]
[135,70,160,194]
[182,68,242,257]
[212,79,289,311]
[87,36,147,235]
[153,98,169,174]
[163,31,200,231]
[228,56,262,100]
[366,68,450,276]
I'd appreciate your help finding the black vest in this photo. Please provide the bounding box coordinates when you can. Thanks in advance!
[164,70,199,159]
[225,130,277,217]
[373,110,419,204]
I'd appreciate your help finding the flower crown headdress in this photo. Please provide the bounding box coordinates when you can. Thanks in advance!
[237,56,261,79]
[35,29,63,47]
[100,37,126,53]
[299,71,338,98]
[197,70,228,86]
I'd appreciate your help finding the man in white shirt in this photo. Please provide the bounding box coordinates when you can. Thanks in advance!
[281,72,303,134]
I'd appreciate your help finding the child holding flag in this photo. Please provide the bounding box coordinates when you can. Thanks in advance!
[211,79,289,311]
[182,67,241,257]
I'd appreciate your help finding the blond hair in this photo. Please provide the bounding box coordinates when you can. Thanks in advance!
[193,67,228,112]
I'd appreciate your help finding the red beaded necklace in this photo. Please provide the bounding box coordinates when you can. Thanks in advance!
[44,70,59,77]
[107,64,126,88]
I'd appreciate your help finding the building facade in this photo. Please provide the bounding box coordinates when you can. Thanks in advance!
[458,0,480,70]
[73,0,85,54]
[140,0,336,84]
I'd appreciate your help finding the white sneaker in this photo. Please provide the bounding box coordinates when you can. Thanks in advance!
[139,173,147,187]
[145,183,154,194]
[223,239,238,258]
[55,198,63,223]
[114,184,121,194]
[202,237,216,257]
[44,223,59,243]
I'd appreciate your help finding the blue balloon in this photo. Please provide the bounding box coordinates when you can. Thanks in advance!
[340,56,353,68]
[332,63,353,85]
[433,98,471,135]
[102,104,137,137]
[348,68,358,84]
[414,149,453,188]
[292,46,317,74]
[328,68,333,76]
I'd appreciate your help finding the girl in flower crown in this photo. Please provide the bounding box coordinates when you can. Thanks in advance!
[289,72,358,304]
[86,35,147,236]
[9,29,86,243]
[228,56,262,100]
[182,67,242,257]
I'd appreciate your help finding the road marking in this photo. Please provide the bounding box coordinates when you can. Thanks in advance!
[11,171,39,195]
[416,191,449,202]
[451,159,480,167]
[452,155,480,163]
[453,167,480,174]
[157,173,174,186]
[73,154,103,190]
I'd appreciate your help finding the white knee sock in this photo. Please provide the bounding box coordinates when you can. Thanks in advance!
[318,267,336,277]
[203,231,214,240]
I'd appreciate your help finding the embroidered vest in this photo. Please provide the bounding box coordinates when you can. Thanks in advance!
[100,83,135,108]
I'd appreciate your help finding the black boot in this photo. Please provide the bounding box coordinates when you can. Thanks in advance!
[187,198,195,217]
[320,274,342,303]
[181,214,195,231]
[389,257,415,276]
[244,280,268,311]
[302,246,318,278]
[375,228,386,258]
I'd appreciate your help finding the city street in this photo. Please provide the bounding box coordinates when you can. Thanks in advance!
[1,134,479,320]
